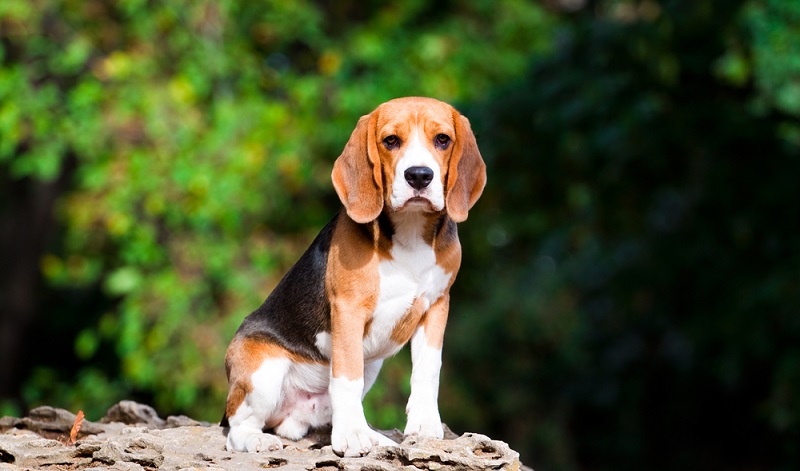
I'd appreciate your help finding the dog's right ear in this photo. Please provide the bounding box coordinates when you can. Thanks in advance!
[445,114,487,223]
[332,113,384,224]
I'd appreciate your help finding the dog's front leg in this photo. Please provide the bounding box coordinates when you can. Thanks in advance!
[329,300,396,457]
[404,295,448,439]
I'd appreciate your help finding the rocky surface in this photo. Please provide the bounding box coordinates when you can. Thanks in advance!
[0,402,528,470]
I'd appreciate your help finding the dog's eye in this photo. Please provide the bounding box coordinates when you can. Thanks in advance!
[383,135,401,150]
[434,134,451,149]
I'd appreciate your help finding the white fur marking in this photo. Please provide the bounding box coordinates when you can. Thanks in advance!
[285,362,330,395]
[226,358,290,452]
[315,331,332,359]
[390,130,445,211]
[404,326,444,438]
[363,211,451,361]
[330,376,396,457]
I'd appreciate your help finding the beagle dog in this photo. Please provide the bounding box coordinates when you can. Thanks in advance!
[221,97,486,457]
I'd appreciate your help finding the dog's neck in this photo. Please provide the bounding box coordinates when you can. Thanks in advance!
[385,210,445,247]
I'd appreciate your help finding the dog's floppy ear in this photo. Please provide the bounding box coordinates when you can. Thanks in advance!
[445,113,487,223]
[332,112,384,224]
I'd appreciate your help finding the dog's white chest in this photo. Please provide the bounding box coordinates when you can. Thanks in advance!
[362,227,450,360]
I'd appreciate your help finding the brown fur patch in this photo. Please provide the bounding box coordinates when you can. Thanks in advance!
[224,381,252,422]
[375,215,395,260]
[390,296,428,345]
[363,317,373,338]
[433,217,462,281]
[332,113,383,224]
[445,112,487,223]
[419,295,450,350]
[326,211,381,380]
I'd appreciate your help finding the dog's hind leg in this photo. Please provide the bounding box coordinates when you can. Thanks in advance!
[224,338,291,452]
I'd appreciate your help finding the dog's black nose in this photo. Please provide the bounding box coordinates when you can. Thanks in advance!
[404,166,434,190]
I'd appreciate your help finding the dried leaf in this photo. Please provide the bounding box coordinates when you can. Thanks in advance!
[68,410,84,445]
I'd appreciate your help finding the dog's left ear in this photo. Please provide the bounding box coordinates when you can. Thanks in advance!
[445,112,487,223]
[332,112,384,224]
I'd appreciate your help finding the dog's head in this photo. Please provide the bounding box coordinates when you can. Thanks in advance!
[332,97,487,224]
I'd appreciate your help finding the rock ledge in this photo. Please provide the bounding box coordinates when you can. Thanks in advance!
[0,402,527,470]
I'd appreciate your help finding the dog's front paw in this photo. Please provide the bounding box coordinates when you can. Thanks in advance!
[404,409,444,439]
[226,427,283,452]
[331,426,396,457]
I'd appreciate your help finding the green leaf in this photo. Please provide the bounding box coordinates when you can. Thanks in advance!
[75,329,100,359]
[104,267,143,296]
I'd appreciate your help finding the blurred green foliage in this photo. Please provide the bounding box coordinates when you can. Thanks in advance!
[0,0,553,424]
[2,1,800,470]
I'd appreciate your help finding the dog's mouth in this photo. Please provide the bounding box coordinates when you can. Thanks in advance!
[396,196,436,212]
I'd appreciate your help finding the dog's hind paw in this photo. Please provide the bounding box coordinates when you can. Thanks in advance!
[227,427,283,453]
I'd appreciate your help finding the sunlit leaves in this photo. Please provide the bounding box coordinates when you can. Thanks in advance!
[2,0,561,420]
